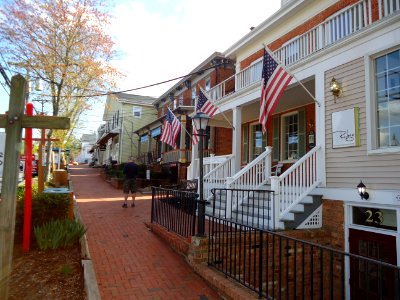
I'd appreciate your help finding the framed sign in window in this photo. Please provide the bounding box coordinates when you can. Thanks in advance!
[331,107,360,148]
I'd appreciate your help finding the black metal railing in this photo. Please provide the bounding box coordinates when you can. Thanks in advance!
[151,187,198,238]
[210,188,274,230]
[208,217,400,299]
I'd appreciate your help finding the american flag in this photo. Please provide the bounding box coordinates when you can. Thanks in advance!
[160,108,181,148]
[197,89,218,117]
[192,121,199,145]
[259,49,293,133]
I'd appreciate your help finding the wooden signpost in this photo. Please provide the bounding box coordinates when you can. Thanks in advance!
[0,75,70,299]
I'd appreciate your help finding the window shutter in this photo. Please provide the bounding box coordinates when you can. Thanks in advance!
[273,115,280,162]
[298,109,306,157]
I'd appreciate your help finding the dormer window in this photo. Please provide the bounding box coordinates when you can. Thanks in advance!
[133,106,142,118]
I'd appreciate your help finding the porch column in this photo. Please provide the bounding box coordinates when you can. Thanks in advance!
[315,71,326,186]
[179,115,187,163]
[232,106,242,173]
[147,131,152,164]
[190,136,198,180]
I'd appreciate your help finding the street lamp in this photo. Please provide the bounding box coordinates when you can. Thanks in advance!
[192,111,210,236]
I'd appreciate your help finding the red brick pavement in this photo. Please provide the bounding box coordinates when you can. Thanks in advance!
[70,165,222,300]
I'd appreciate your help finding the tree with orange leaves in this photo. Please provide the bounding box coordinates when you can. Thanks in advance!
[0,0,121,178]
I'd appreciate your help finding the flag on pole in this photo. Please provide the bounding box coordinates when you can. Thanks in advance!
[160,108,181,148]
[197,88,218,117]
[259,48,293,133]
[192,121,199,145]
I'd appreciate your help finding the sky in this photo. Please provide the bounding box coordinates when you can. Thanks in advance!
[0,0,281,137]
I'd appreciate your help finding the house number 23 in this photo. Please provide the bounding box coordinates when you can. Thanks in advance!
[365,209,383,224]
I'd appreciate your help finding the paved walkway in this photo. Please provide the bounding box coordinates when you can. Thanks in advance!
[70,165,221,300]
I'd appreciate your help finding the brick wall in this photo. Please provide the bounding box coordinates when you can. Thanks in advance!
[214,127,232,156]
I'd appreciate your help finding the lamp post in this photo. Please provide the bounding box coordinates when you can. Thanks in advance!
[192,111,210,236]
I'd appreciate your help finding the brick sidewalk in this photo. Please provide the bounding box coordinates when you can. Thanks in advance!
[70,165,222,300]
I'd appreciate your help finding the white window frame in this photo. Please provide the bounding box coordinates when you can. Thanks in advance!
[366,44,400,155]
[205,77,211,91]
[191,86,197,106]
[133,106,142,118]
[280,111,299,162]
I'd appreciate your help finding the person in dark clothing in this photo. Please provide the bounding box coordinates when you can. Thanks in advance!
[122,156,138,208]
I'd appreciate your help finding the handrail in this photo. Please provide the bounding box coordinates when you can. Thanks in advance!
[203,155,234,200]
[271,144,322,220]
[227,147,272,189]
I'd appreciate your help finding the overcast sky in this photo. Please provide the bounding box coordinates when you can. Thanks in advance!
[0,0,281,136]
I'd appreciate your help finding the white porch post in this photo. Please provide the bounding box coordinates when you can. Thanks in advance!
[147,131,152,164]
[315,71,326,186]
[179,115,186,162]
[190,120,198,180]
[232,106,242,173]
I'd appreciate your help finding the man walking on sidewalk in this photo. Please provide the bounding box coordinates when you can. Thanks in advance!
[122,156,138,208]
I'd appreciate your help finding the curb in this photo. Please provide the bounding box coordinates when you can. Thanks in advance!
[73,196,101,300]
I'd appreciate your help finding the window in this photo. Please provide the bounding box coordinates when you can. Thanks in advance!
[242,124,249,164]
[281,109,306,161]
[133,106,142,118]
[250,124,266,160]
[375,49,400,148]
[191,86,197,106]
[205,77,211,91]
[283,112,299,160]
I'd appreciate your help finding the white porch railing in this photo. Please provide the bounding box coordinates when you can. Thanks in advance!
[225,147,272,217]
[209,0,400,105]
[209,75,235,101]
[235,60,263,90]
[226,147,272,190]
[271,145,322,222]
[203,155,235,200]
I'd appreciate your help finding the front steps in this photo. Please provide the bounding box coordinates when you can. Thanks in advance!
[205,188,323,230]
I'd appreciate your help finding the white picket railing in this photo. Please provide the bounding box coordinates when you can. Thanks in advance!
[271,145,321,221]
[203,155,235,200]
[208,0,400,105]
[235,60,263,91]
[226,147,272,191]
[223,147,272,216]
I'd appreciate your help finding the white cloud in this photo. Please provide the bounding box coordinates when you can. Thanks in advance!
[108,0,281,97]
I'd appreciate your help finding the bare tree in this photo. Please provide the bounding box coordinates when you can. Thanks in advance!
[0,0,121,178]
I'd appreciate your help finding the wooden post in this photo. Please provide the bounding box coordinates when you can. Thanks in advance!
[0,75,27,299]
[0,75,70,299]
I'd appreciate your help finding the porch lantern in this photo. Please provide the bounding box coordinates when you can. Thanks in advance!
[330,77,342,97]
[192,111,210,236]
[357,181,369,200]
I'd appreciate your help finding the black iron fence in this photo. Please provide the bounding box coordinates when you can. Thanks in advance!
[208,217,400,299]
[210,188,274,230]
[151,187,198,238]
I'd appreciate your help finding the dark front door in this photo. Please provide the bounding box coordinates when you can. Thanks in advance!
[349,229,397,299]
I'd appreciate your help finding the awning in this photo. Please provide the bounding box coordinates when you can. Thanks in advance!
[97,132,118,145]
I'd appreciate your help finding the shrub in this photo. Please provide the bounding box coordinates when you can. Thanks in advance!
[15,185,71,244]
[34,219,86,250]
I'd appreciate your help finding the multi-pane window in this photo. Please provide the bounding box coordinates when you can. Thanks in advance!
[283,113,299,160]
[205,77,211,91]
[191,86,197,106]
[251,124,266,160]
[375,49,400,148]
